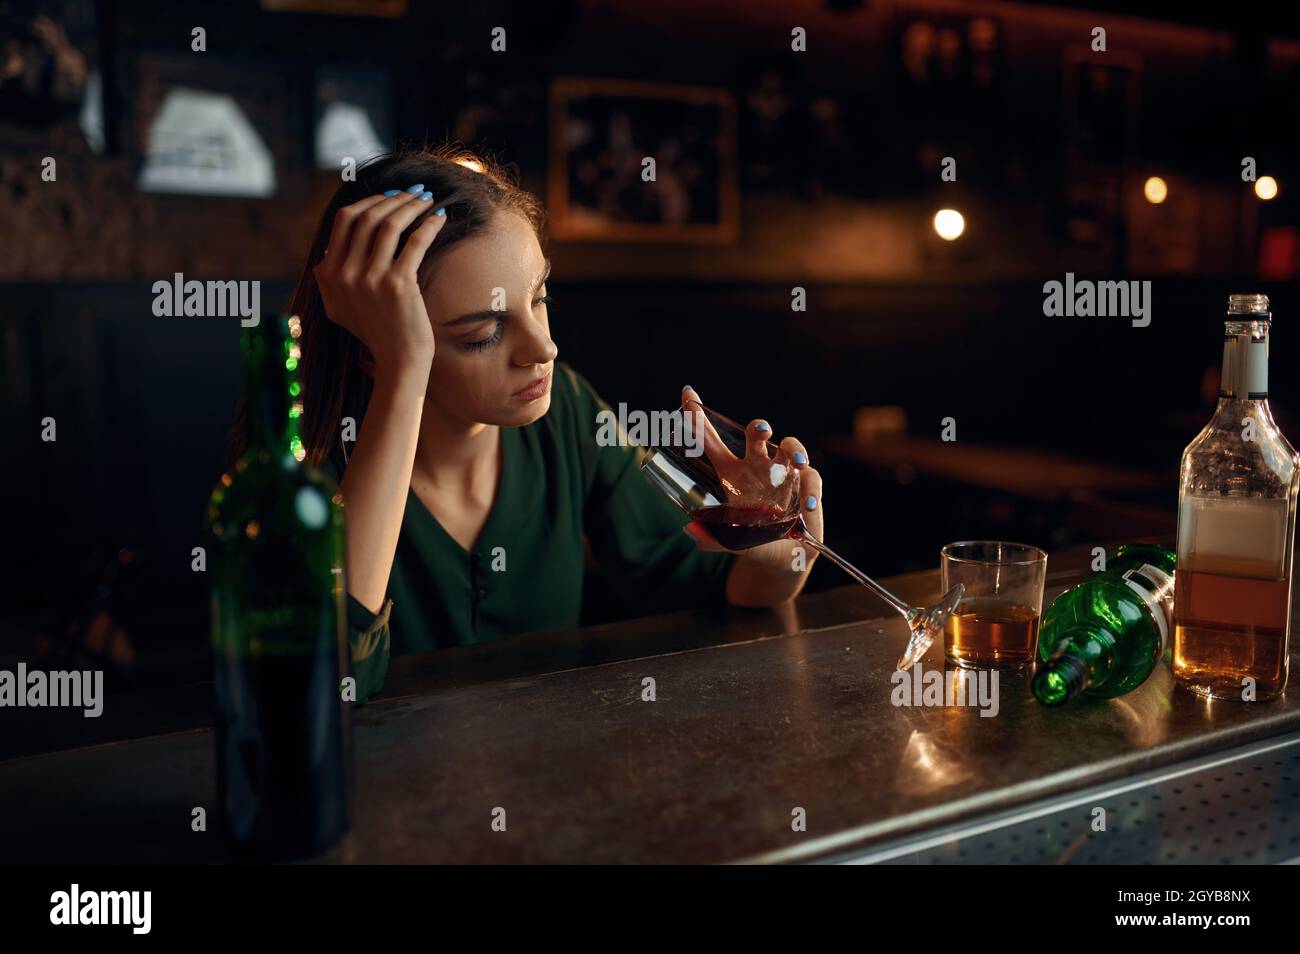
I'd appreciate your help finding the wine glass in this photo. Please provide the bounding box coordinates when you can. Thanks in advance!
[639,397,963,670]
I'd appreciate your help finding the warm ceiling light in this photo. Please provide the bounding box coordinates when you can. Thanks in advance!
[1143,176,1168,204]
[1255,176,1278,200]
[933,208,965,241]
[455,157,485,173]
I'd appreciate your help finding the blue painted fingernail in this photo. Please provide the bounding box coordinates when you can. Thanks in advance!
[755,422,771,432]
[793,451,807,465]
[435,206,446,216]
[383,189,400,196]
[420,191,433,201]
[805,495,818,511]
[405,183,425,194]
[682,384,692,391]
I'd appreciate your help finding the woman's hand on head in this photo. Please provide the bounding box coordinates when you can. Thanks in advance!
[313,187,447,379]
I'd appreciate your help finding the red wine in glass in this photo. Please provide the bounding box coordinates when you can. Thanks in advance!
[690,503,800,550]
[641,395,963,670]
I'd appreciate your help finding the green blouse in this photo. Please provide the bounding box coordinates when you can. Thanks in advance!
[326,362,737,703]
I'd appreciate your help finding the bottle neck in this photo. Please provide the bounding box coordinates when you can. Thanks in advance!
[1219,321,1269,400]
[1032,645,1093,706]
[243,316,300,460]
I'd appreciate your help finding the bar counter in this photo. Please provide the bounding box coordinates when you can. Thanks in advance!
[2,541,1297,864]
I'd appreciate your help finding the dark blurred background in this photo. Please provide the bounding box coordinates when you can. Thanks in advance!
[3,0,1299,691]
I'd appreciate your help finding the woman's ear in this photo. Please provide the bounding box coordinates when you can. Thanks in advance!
[357,344,376,379]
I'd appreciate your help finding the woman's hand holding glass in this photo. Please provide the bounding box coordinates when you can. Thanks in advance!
[647,386,963,669]
[679,386,823,579]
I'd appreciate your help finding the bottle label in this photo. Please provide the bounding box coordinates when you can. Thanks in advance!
[1221,333,1268,397]
[1121,563,1175,651]
[1178,496,1288,578]
[1246,337,1268,397]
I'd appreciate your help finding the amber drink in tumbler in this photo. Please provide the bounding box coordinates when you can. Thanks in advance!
[941,541,1048,669]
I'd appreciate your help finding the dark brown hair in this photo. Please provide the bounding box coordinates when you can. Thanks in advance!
[225,144,546,474]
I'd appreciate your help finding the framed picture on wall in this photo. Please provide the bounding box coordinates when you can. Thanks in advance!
[548,77,739,243]
[313,64,394,171]
[130,55,298,197]
[1060,48,1141,247]
[0,1,106,153]
[1063,48,1141,166]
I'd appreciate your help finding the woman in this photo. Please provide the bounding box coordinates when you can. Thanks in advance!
[235,146,825,703]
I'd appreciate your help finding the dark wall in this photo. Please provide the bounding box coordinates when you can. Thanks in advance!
[4,0,1299,684]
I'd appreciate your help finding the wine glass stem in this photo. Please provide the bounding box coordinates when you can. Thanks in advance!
[796,529,915,619]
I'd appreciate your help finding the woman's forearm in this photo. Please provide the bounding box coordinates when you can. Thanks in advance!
[724,544,816,607]
[337,360,431,613]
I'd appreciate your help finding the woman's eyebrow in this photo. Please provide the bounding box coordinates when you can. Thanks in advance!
[443,259,553,327]
[443,309,501,328]
[530,258,552,295]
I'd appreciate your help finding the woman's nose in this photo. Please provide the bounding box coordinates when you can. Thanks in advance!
[517,316,558,365]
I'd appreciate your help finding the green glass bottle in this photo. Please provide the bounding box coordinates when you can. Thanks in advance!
[1032,543,1176,706]
[206,313,351,861]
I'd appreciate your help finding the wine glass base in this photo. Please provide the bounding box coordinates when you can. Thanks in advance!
[896,583,965,671]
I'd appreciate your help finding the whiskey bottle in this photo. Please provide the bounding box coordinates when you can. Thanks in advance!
[1173,294,1298,701]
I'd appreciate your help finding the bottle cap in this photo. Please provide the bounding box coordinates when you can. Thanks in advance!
[1227,294,1271,318]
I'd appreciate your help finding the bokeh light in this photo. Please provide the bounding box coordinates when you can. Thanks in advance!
[933,208,965,241]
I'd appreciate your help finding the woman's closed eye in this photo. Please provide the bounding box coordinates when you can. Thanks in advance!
[463,319,503,352]
[460,292,551,352]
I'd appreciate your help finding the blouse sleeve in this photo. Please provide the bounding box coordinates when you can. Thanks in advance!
[558,365,738,616]
[343,592,392,705]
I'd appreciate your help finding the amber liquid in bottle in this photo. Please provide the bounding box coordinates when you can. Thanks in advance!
[1173,295,1298,701]
[1174,528,1290,698]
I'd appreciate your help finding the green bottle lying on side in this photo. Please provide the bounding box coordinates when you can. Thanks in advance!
[1032,544,1176,706]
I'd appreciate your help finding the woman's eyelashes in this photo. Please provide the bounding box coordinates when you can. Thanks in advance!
[460,293,551,353]
[463,319,503,352]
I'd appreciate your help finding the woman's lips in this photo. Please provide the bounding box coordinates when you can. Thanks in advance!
[513,370,552,400]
